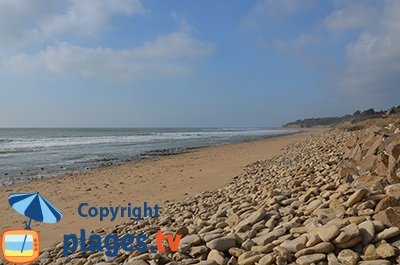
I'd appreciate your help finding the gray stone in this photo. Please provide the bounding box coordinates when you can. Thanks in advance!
[337,249,359,265]
[280,234,307,253]
[317,225,340,242]
[295,253,326,265]
[258,254,275,265]
[346,189,368,207]
[207,249,227,265]
[358,220,375,245]
[206,237,236,252]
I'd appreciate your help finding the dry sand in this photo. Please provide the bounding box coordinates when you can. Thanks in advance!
[0,130,323,248]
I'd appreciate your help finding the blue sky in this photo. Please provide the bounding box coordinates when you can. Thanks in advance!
[0,0,399,127]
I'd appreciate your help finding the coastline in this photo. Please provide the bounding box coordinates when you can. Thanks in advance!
[0,128,299,186]
[0,129,323,249]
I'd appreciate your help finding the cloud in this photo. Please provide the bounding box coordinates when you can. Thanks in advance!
[329,0,400,95]
[1,32,215,82]
[0,0,146,47]
[274,34,317,52]
[323,1,378,35]
[244,0,400,99]
[0,1,215,82]
[241,0,316,28]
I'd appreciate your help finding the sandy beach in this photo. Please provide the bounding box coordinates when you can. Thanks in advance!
[0,130,320,249]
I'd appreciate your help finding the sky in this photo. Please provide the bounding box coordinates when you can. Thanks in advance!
[0,0,399,128]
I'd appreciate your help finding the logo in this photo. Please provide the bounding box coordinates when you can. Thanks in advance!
[63,202,181,257]
[2,193,182,262]
[1,192,62,264]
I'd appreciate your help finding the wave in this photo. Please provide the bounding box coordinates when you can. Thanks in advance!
[0,129,295,153]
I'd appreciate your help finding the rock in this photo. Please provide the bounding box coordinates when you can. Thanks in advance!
[373,207,400,227]
[275,256,287,265]
[337,249,359,265]
[362,244,380,260]
[374,227,400,241]
[375,196,400,212]
[334,223,359,244]
[273,246,291,261]
[375,242,398,258]
[227,256,237,265]
[315,208,345,221]
[358,220,375,245]
[251,242,275,254]
[124,260,150,265]
[252,227,286,245]
[385,183,400,199]
[179,234,202,252]
[35,127,400,265]
[229,247,245,258]
[206,237,236,252]
[258,254,275,265]
[294,242,334,258]
[176,227,189,237]
[280,234,307,253]
[236,209,266,231]
[327,252,341,265]
[306,199,323,213]
[358,261,391,265]
[346,189,368,207]
[197,261,219,265]
[295,253,326,265]
[241,239,255,250]
[207,249,227,265]
[237,252,263,265]
[335,236,362,248]
[305,233,321,247]
[317,225,340,242]
[190,245,209,257]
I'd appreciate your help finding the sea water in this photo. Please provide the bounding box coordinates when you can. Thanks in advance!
[4,234,34,256]
[0,128,296,185]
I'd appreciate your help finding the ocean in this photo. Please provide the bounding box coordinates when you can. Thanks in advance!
[0,128,296,185]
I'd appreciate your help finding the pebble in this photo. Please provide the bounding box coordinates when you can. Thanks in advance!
[374,227,400,241]
[206,237,236,252]
[258,254,275,265]
[358,220,375,245]
[317,225,340,242]
[280,234,307,253]
[295,253,326,265]
[337,249,359,265]
[375,242,398,258]
[207,249,226,265]
[31,125,400,265]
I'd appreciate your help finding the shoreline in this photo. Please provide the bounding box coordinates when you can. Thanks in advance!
[0,129,323,249]
[0,129,299,187]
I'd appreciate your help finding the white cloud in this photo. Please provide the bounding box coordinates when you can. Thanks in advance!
[0,1,215,82]
[0,0,146,46]
[274,34,316,52]
[330,0,400,94]
[246,0,400,97]
[241,0,316,28]
[323,1,378,35]
[1,32,215,82]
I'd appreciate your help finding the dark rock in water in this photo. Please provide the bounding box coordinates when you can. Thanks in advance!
[41,167,44,170]
[4,172,8,176]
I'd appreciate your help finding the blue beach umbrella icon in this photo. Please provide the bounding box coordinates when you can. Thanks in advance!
[8,192,62,252]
